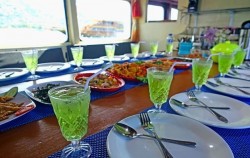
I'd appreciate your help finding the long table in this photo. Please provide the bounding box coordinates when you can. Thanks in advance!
[0,63,248,158]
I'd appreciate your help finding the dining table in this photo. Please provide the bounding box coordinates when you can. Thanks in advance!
[0,56,250,158]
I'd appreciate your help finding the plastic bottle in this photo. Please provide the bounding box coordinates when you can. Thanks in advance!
[166,33,174,56]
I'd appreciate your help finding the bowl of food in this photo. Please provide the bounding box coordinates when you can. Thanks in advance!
[73,72,125,92]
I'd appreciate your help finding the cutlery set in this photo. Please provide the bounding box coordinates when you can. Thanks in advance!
[114,112,197,158]
[212,78,250,95]
[0,72,15,78]
[186,91,229,123]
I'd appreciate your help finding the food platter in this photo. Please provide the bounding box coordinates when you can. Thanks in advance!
[25,81,73,104]
[73,72,125,92]
[0,93,36,125]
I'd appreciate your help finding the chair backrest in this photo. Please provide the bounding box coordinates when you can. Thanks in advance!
[242,20,250,29]
[0,48,66,68]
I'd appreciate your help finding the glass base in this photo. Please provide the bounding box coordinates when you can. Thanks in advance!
[61,141,92,158]
[27,74,40,81]
[130,58,138,61]
[74,67,83,72]
[151,55,157,58]
[147,108,166,113]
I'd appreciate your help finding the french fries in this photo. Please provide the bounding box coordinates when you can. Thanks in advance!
[0,96,24,121]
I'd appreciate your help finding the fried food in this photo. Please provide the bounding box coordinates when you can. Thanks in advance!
[0,96,23,121]
[0,96,13,103]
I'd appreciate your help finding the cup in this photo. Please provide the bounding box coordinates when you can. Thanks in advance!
[105,44,115,62]
[192,58,213,92]
[71,46,83,71]
[48,84,92,158]
[150,41,158,58]
[147,67,174,113]
[21,49,40,80]
[218,53,234,77]
[233,50,246,68]
[130,43,140,61]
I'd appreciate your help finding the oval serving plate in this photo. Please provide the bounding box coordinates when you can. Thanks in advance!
[25,81,74,105]
[73,72,125,92]
[0,93,36,125]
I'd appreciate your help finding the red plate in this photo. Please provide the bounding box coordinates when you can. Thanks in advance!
[170,60,191,69]
[73,72,125,92]
[174,63,191,69]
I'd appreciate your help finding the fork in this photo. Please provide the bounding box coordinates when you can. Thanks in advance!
[139,113,173,158]
[214,78,250,95]
[186,91,228,123]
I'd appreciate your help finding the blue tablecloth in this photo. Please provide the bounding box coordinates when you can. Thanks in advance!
[49,83,250,158]
[0,63,186,132]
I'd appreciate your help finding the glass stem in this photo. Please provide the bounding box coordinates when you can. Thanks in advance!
[71,140,80,150]
[155,104,162,112]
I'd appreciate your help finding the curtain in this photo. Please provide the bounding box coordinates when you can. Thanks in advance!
[131,0,141,42]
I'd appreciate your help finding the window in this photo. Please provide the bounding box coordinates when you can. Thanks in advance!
[0,0,132,50]
[76,0,131,44]
[146,0,178,22]
[147,5,164,21]
[0,0,68,49]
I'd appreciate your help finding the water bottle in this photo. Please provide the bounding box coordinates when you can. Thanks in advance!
[166,34,174,56]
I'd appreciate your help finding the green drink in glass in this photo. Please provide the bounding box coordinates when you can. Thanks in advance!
[105,44,116,62]
[233,50,246,68]
[192,58,213,92]
[150,41,158,58]
[130,43,140,61]
[48,85,91,158]
[147,67,174,113]
[21,49,40,80]
[71,47,83,71]
[218,53,234,77]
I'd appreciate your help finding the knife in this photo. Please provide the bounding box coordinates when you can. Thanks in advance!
[171,99,230,110]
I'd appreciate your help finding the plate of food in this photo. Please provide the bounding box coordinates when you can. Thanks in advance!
[36,62,71,73]
[0,87,36,125]
[25,81,73,104]
[107,62,148,82]
[73,72,125,92]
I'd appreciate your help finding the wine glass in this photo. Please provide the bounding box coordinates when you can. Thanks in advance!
[21,49,40,80]
[130,43,140,61]
[147,67,174,113]
[105,44,116,63]
[71,46,84,71]
[218,53,234,77]
[192,58,213,92]
[48,84,92,158]
[150,41,158,58]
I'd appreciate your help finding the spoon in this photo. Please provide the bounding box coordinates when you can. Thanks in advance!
[114,123,196,147]
[84,63,113,91]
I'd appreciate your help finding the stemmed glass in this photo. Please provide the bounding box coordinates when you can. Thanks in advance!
[147,67,174,113]
[105,44,116,63]
[130,43,140,61]
[48,84,92,158]
[71,46,84,71]
[150,41,158,58]
[192,58,213,92]
[218,53,234,77]
[21,49,40,80]
[233,49,246,68]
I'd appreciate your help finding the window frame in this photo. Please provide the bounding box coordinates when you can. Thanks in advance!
[146,0,178,23]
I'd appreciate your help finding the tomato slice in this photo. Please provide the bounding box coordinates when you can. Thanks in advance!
[15,105,35,116]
